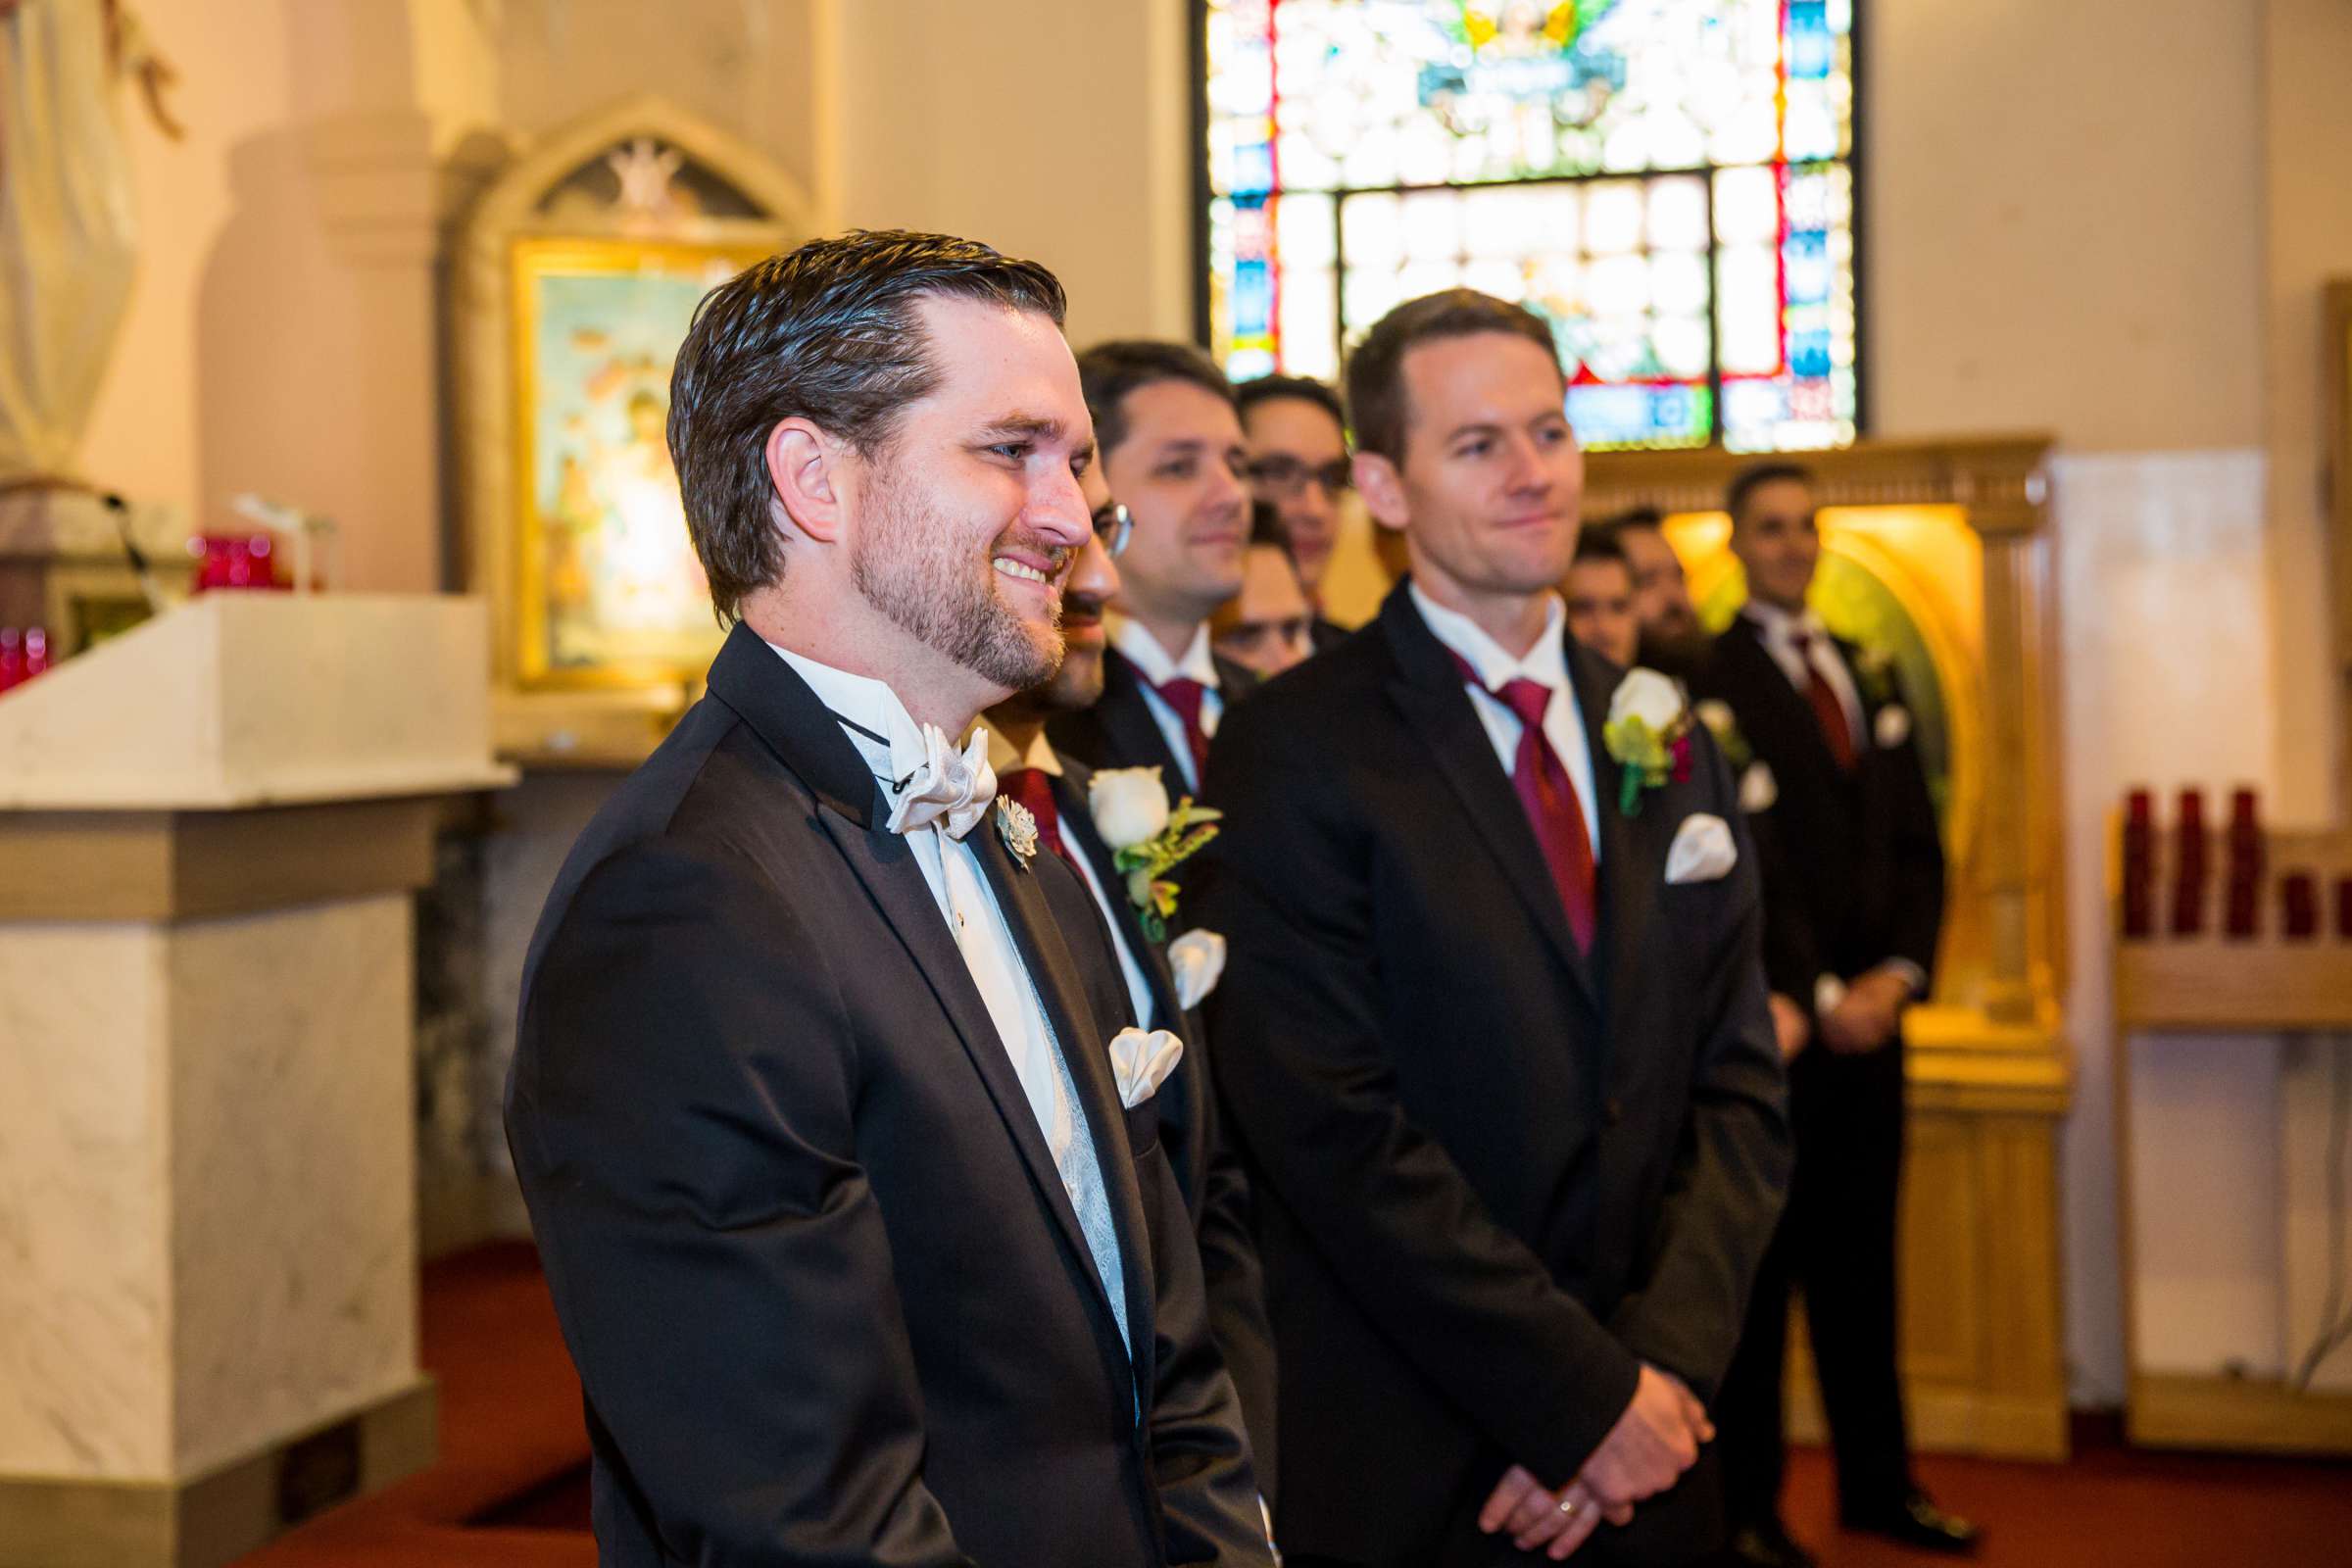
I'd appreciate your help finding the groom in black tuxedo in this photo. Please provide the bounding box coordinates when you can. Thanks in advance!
[1695,465,1972,1567]
[507,231,1270,1567]
[1200,289,1790,1567]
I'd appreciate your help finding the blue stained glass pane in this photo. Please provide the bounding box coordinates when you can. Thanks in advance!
[1788,5,1834,78]
[1233,261,1274,334]
[1784,230,1830,305]
[1233,144,1275,196]
[1789,329,1833,379]
[1567,382,1711,450]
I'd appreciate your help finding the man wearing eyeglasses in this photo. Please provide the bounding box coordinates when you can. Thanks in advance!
[1049,341,1260,800]
[981,464,1280,1506]
[1237,374,1353,653]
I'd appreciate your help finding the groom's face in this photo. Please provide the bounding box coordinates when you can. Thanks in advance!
[1366,330,1583,603]
[849,294,1096,693]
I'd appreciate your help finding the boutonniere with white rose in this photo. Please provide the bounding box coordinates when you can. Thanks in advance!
[1694,698,1779,813]
[1601,668,1695,817]
[1850,644,1913,749]
[1087,766,1223,942]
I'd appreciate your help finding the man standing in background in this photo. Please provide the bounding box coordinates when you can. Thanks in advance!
[1050,341,1255,796]
[1209,503,1318,680]
[1562,528,1641,668]
[1596,508,1710,680]
[1238,373,1354,651]
[982,466,1280,1502]
[1696,464,1972,1568]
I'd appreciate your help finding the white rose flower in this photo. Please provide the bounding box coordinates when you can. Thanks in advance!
[1089,765,1171,851]
[1874,704,1912,750]
[1608,667,1685,733]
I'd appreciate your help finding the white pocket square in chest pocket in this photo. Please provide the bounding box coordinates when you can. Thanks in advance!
[1664,812,1739,885]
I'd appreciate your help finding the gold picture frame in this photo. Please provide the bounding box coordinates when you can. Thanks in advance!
[507,235,773,692]
[456,95,818,761]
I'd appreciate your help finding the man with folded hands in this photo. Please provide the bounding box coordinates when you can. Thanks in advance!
[1199,288,1790,1567]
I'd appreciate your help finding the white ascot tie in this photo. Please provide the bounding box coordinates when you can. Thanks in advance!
[886,723,998,840]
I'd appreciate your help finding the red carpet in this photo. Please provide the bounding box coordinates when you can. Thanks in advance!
[240,1243,2352,1565]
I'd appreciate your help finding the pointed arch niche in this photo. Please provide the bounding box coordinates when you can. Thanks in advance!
[454,95,818,763]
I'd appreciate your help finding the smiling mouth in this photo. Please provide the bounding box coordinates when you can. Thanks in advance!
[992,557,1054,586]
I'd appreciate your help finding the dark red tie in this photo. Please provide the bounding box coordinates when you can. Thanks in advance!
[1151,676,1213,789]
[1450,653,1597,954]
[1788,630,1857,771]
[996,767,1076,869]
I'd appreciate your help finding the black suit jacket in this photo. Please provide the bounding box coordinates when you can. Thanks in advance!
[1056,754,1280,1501]
[1307,614,1350,655]
[1048,644,1260,796]
[508,622,1271,1568]
[1692,615,1944,1003]
[1198,583,1790,1565]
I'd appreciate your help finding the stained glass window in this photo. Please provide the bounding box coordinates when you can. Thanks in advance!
[1201,0,1859,451]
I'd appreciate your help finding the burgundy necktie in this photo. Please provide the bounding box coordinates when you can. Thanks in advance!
[1788,629,1858,771]
[1151,675,1213,789]
[1449,653,1597,954]
[996,767,1076,869]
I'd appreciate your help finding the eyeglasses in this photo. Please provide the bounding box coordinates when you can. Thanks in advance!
[1093,502,1134,559]
[1244,455,1353,500]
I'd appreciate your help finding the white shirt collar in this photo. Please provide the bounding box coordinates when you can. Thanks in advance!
[1110,614,1218,689]
[768,641,939,786]
[979,721,1061,780]
[1740,598,1829,644]
[1408,581,1572,697]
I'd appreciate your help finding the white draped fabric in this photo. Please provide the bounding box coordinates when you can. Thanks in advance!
[0,0,140,481]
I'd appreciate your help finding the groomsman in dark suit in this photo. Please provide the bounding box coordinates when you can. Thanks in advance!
[1200,288,1791,1568]
[507,231,1270,1567]
[1049,341,1257,795]
[1694,464,1975,1568]
[1595,509,1710,682]
[1237,373,1353,652]
[982,465,1280,1502]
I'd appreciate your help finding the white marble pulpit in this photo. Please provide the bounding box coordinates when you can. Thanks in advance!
[0,595,514,1566]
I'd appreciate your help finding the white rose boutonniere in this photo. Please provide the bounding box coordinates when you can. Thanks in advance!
[1601,668,1694,817]
[1087,766,1223,941]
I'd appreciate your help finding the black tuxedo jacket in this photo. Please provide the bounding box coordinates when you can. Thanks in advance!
[1692,615,1945,1003]
[1197,583,1790,1565]
[1055,753,1280,1501]
[508,622,1270,1568]
[1048,644,1260,795]
[1307,614,1350,655]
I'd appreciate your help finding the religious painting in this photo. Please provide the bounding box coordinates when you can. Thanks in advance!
[1200,0,1860,452]
[509,236,764,690]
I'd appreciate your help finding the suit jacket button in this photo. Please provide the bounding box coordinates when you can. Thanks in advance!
[1604,1098,1623,1126]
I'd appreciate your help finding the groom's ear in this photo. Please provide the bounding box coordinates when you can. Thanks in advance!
[764,417,848,546]
[1354,450,1410,533]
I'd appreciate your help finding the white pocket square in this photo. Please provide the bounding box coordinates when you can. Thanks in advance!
[1166,928,1227,1011]
[1108,1027,1185,1109]
[1664,812,1738,885]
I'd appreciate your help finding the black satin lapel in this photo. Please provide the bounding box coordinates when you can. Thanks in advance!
[815,805,1110,1345]
[1389,675,1598,1012]
[969,819,1158,1384]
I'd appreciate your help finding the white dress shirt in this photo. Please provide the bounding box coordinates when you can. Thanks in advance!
[1108,615,1223,795]
[771,647,1125,1286]
[1408,584,1602,860]
[985,725,1163,1032]
[1740,599,1866,747]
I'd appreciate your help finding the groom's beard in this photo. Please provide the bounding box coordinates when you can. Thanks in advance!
[853,468,1065,692]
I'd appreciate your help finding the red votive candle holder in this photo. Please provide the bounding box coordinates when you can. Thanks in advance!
[2171,788,2207,937]
[2281,873,2319,940]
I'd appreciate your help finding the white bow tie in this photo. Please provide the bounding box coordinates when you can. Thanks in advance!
[886,723,998,840]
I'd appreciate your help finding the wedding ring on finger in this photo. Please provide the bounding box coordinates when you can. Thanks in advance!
[1557,1494,1580,1518]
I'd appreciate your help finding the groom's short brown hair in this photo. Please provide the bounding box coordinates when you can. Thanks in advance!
[668,229,1067,621]
[1345,289,1562,466]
